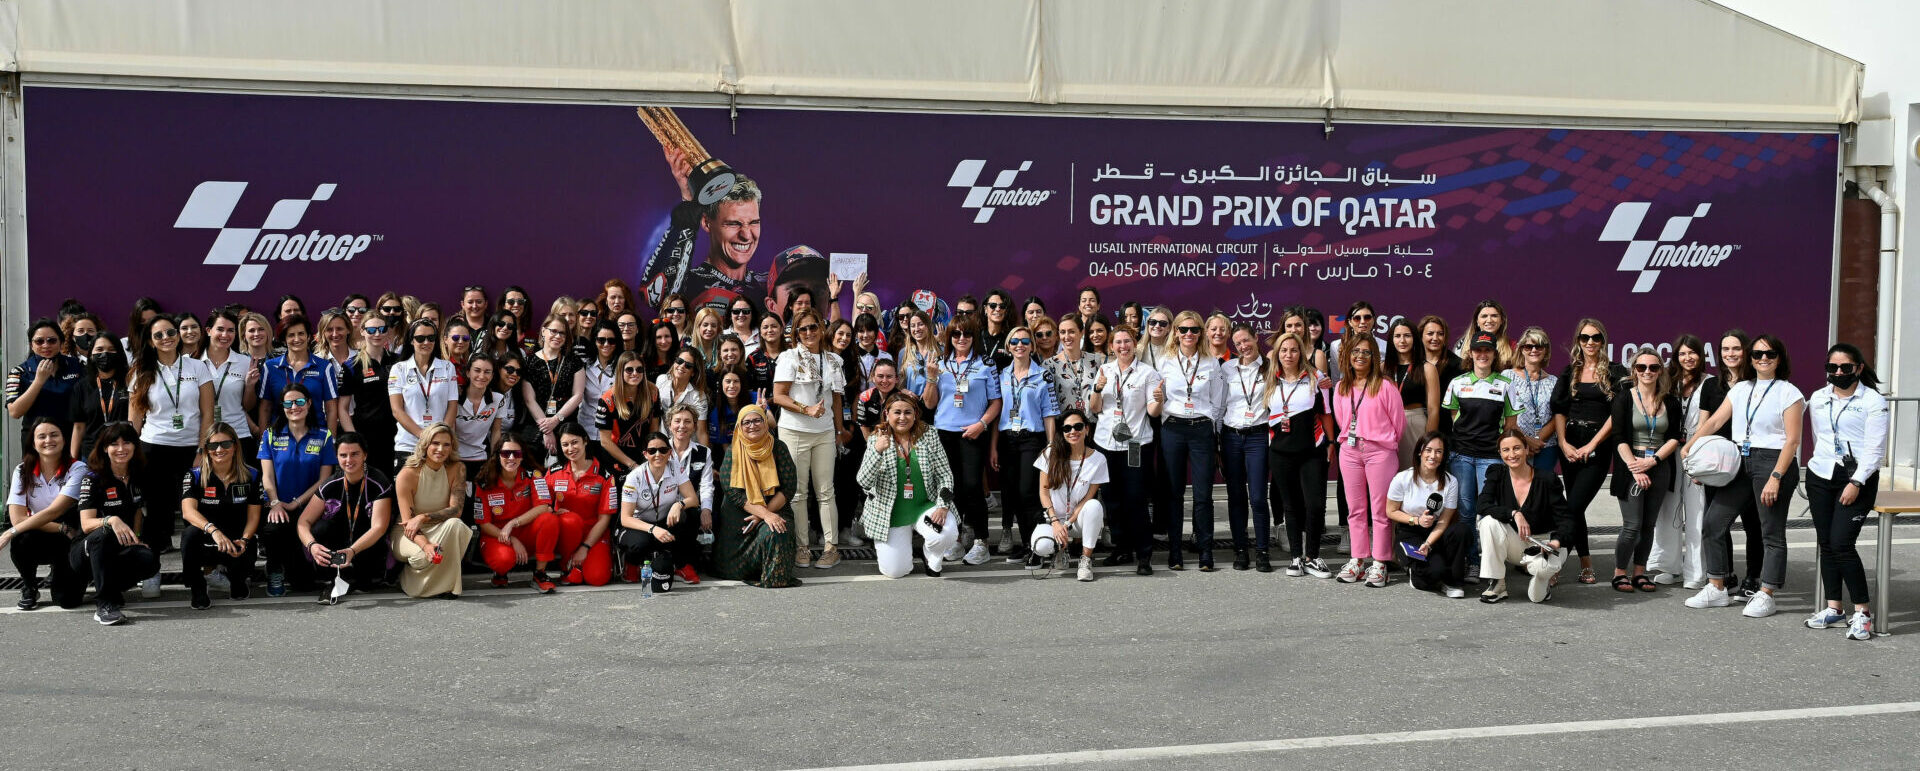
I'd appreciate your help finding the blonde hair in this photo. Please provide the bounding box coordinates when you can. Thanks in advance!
[1164,310,1205,359]
[1204,312,1233,358]
[1265,331,1315,390]
[1568,317,1616,401]
[404,422,458,470]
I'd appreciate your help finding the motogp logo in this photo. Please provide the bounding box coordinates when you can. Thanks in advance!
[947,160,1054,224]
[174,181,383,292]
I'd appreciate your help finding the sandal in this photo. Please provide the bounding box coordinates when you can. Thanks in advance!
[1612,575,1634,593]
[1578,568,1597,584]
[1634,575,1658,592]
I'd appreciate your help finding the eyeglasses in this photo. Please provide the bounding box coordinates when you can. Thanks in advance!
[412,335,436,344]
[1350,314,1375,323]
[595,337,618,346]
[364,325,389,336]
[618,321,638,330]
[985,301,1006,310]
[1577,333,1604,343]
[730,308,754,316]
[1177,326,1202,335]
[622,366,645,375]
[1633,363,1663,373]
[544,328,567,337]
[448,335,471,344]
[206,440,236,452]
[664,307,687,317]
[1826,363,1858,374]
[1061,422,1088,432]
[498,449,522,459]
[1750,349,1780,360]
[642,446,671,456]
[380,305,405,314]
[501,366,521,375]
[1008,337,1031,346]
[493,320,517,330]
[740,417,766,427]
[1147,319,1169,328]
[503,298,528,307]
[31,336,59,346]
[282,397,310,408]
[152,329,179,340]
[796,324,821,334]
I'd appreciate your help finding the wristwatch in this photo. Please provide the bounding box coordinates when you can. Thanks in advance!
[1769,471,1784,481]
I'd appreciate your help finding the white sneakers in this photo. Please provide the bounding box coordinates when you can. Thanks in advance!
[1847,611,1874,640]
[1684,584,1731,608]
[943,539,966,564]
[1650,572,1680,585]
[1077,556,1094,582]
[1527,571,1553,603]
[1810,607,1876,639]
[1806,607,1846,629]
[1741,590,1777,618]
[963,539,990,566]
[1362,562,1388,588]
[1335,559,1364,583]
[1441,584,1467,599]
[140,576,162,599]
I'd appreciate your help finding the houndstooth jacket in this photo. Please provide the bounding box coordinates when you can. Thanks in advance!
[855,428,957,542]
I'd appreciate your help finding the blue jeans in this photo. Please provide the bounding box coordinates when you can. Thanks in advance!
[1220,427,1270,552]
[1530,442,1561,476]
[1161,418,1217,560]
[1448,454,1502,560]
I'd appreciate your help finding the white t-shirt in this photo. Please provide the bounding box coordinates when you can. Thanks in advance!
[453,391,513,461]
[386,357,461,452]
[654,374,711,426]
[1034,447,1109,513]
[621,462,689,524]
[1726,378,1805,451]
[200,352,254,438]
[7,459,89,512]
[140,356,215,447]
[773,347,845,435]
[1388,469,1459,515]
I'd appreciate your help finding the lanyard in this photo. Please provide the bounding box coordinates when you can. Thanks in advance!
[97,378,120,419]
[1113,362,1138,414]
[1392,362,1410,388]
[157,357,184,412]
[1176,353,1201,400]
[948,355,975,386]
[1277,374,1310,419]
[1345,384,1365,441]
[210,358,234,400]
[1235,360,1261,410]
[416,361,436,409]
[1008,365,1033,424]
[342,479,364,529]
[1742,380,1778,444]
[1828,392,1856,455]
[641,464,669,513]
[1632,387,1658,453]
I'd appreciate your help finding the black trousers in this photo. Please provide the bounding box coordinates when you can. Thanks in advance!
[1560,453,1607,558]
[71,528,160,608]
[1707,485,1765,584]
[138,442,200,549]
[181,528,258,594]
[1398,521,1470,589]
[1808,470,1877,606]
[259,517,314,588]
[9,530,85,607]
[307,516,390,588]
[996,431,1047,551]
[938,429,992,542]
[1270,443,1329,560]
[836,433,867,538]
[1100,446,1154,559]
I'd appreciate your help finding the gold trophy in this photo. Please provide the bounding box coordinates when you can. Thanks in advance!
[636,106,740,206]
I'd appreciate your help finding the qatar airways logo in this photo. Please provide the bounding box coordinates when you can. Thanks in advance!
[173,181,383,292]
[1598,202,1739,293]
[947,160,1053,223]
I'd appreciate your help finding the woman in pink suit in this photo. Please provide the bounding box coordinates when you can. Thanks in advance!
[1330,335,1407,588]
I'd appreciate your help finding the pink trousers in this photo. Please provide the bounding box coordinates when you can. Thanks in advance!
[1340,439,1398,562]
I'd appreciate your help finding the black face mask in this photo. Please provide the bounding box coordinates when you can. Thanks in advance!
[94,357,121,376]
[72,334,96,353]
[1827,373,1859,390]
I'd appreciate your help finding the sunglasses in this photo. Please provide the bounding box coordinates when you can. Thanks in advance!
[595,337,618,346]
[579,309,598,318]
[1578,333,1604,343]
[1350,349,1376,358]
[409,335,435,344]
[345,307,368,315]
[501,366,521,375]
[152,329,180,340]
[1350,314,1375,323]
[380,305,405,314]
[1061,423,1088,432]
[618,321,638,330]
[448,335,471,344]
[642,446,671,456]
[1825,363,1857,374]
[503,298,528,307]
[493,320,517,329]
[622,366,645,375]
[364,325,389,336]
[1519,343,1544,352]
[206,440,236,452]
[1147,319,1169,327]
[499,449,523,459]
[796,324,821,334]
[1008,337,1032,346]
[1750,349,1779,360]
[1177,326,1202,335]
[856,304,877,313]
[31,336,59,346]
[1633,363,1663,373]
[730,308,754,316]
[664,307,687,316]
[951,330,974,339]
[984,302,1006,310]
[283,397,310,408]
[675,358,696,368]
[1035,330,1055,338]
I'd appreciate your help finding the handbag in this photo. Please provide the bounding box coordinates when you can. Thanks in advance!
[1682,435,1741,487]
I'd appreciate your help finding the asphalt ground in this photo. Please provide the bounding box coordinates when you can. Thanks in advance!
[6,495,1920,769]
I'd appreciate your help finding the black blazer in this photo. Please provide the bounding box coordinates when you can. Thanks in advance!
[1477,464,1573,538]
[1609,388,1685,497]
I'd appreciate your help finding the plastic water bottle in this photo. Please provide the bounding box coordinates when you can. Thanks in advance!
[640,565,653,598]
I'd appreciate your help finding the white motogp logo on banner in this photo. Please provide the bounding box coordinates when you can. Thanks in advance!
[173,181,381,292]
[1598,202,1738,293]
[947,160,1053,223]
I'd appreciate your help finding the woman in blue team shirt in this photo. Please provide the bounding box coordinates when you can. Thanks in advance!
[923,313,1002,566]
[258,314,342,435]
[993,325,1058,566]
[258,383,336,596]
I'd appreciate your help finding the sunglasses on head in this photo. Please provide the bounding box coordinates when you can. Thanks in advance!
[498,449,522,459]
[1578,333,1604,343]
[1825,362,1857,374]
[1750,349,1779,360]
[642,446,671,456]
[206,439,236,451]
[283,397,309,408]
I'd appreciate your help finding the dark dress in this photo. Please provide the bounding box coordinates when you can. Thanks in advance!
[712,441,800,588]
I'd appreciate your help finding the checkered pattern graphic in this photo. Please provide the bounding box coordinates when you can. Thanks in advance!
[173,181,337,291]
[947,159,1031,224]
[1597,201,1712,292]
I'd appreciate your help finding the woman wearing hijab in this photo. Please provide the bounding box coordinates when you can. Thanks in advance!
[711,405,802,588]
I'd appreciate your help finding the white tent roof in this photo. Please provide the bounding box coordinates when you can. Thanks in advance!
[0,0,1860,125]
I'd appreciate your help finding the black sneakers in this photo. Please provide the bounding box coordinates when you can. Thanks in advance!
[95,604,126,625]
[17,584,39,611]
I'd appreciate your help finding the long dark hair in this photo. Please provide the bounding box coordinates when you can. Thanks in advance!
[14,417,72,498]
[474,433,532,490]
[124,297,163,361]
[1412,430,1449,490]
[1719,328,1753,384]
[1044,408,1093,489]
[129,314,180,414]
[1672,334,1708,394]
[1826,342,1882,390]
[1383,317,1421,386]
[86,421,145,476]
[1751,334,1791,381]
[85,333,127,380]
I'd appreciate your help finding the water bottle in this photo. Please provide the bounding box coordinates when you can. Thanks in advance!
[640,564,654,598]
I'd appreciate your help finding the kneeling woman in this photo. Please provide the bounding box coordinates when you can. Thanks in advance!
[616,432,699,592]
[179,423,263,609]
[473,434,561,592]
[75,422,162,625]
[297,433,394,604]
[1476,429,1575,604]
[2,417,89,610]
[712,405,803,588]
[391,422,473,598]
[1033,409,1107,582]
[1385,432,1470,597]
[857,392,960,578]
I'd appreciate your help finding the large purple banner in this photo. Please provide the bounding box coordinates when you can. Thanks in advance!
[25,86,1836,375]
